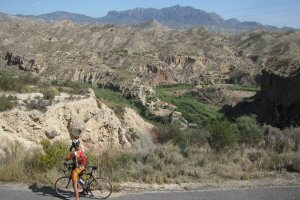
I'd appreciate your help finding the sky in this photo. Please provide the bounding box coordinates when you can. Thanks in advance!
[0,0,299,28]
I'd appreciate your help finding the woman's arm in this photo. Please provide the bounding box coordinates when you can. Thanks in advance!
[65,151,75,160]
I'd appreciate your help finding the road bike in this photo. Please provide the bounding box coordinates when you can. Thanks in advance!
[55,163,112,199]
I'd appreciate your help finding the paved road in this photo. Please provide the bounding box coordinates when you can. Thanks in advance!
[0,184,299,200]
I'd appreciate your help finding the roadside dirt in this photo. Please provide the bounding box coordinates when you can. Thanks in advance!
[118,173,300,192]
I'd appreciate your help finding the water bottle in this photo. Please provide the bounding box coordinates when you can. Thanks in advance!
[79,178,85,186]
[85,179,90,190]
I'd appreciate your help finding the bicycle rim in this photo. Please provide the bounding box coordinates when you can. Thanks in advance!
[90,178,112,199]
[55,176,74,198]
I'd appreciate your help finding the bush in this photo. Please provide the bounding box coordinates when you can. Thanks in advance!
[283,127,300,151]
[264,125,294,153]
[25,97,50,112]
[0,141,68,183]
[51,80,90,95]
[290,152,300,172]
[262,154,291,172]
[156,84,221,124]
[32,139,68,171]
[41,86,60,100]
[111,105,126,119]
[156,122,187,147]
[85,151,97,166]
[185,128,210,147]
[0,95,16,111]
[0,71,39,92]
[0,76,25,92]
[236,115,264,146]
[19,73,40,85]
[207,119,239,152]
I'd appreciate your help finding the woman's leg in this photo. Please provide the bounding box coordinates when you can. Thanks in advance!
[71,169,80,200]
[73,179,79,200]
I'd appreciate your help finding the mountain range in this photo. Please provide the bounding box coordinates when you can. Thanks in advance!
[7,5,295,33]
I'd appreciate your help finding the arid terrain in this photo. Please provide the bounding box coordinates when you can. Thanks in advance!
[0,11,299,191]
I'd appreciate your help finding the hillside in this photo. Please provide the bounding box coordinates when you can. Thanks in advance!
[1,19,299,90]
[0,20,253,89]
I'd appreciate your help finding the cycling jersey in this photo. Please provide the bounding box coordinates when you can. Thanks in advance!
[72,150,87,168]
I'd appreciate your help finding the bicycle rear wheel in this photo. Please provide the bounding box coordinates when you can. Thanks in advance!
[55,176,74,198]
[90,177,112,199]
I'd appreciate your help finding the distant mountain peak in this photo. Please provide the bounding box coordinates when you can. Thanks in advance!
[3,5,292,34]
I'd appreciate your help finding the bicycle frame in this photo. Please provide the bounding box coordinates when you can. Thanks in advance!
[56,163,112,199]
[64,165,98,195]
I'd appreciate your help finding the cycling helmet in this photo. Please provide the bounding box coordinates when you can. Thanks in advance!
[72,139,80,148]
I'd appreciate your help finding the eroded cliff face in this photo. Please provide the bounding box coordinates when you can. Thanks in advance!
[230,69,300,127]
[0,90,154,156]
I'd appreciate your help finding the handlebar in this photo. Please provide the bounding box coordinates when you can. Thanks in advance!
[64,162,73,170]
[87,166,98,171]
[62,163,98,175]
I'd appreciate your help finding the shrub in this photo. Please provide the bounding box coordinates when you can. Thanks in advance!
[33,139,68,171]
[0,76,24,92]
[264,125,294,153]
[236,115,264,146]
[185,128,210,147]
[156,122,187,147]
[19,73,40,85]
[132,132,154,150]
[111,105,125,119]
[25,97,50,112]
[155,84,221,124]
[85,151,97,166]
[52,80,90,95]
[41,86,60,100]
[111,48,128,57]
[290,152,300,172]
[0,95,16,112]
[262,154,291,172]
[0,71,39,92]
[283,127,300,151]
[207,119,239,152]
[0,142,67,183]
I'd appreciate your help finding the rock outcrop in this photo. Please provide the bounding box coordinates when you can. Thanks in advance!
[0,90,154,155]
[230,69,300,128]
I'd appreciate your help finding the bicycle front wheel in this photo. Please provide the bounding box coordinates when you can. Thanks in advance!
[90,177,112,199]
[55,176,74,198]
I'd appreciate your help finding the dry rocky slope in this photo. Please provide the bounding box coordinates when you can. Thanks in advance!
[0,89,154,157]
[0,19,300,127]
[1,20,299,87]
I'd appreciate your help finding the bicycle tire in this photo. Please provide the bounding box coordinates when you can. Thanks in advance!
[55,176,74,198]
[89,177,112,199]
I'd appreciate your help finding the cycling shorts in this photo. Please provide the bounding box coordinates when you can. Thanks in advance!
[71,165,85,183]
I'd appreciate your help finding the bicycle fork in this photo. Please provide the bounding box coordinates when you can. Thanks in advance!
[78,179,90,194]
[66,178,72,189]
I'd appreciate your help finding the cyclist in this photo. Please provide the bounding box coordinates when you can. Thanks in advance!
[65,139,87,200]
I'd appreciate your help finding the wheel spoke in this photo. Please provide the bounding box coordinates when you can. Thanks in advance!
[55,176,74,198]
[90,178,112,199]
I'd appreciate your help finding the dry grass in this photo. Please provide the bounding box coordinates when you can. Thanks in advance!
[0,141,67,184]
[1,141,299,186]
[93,143,299,185]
